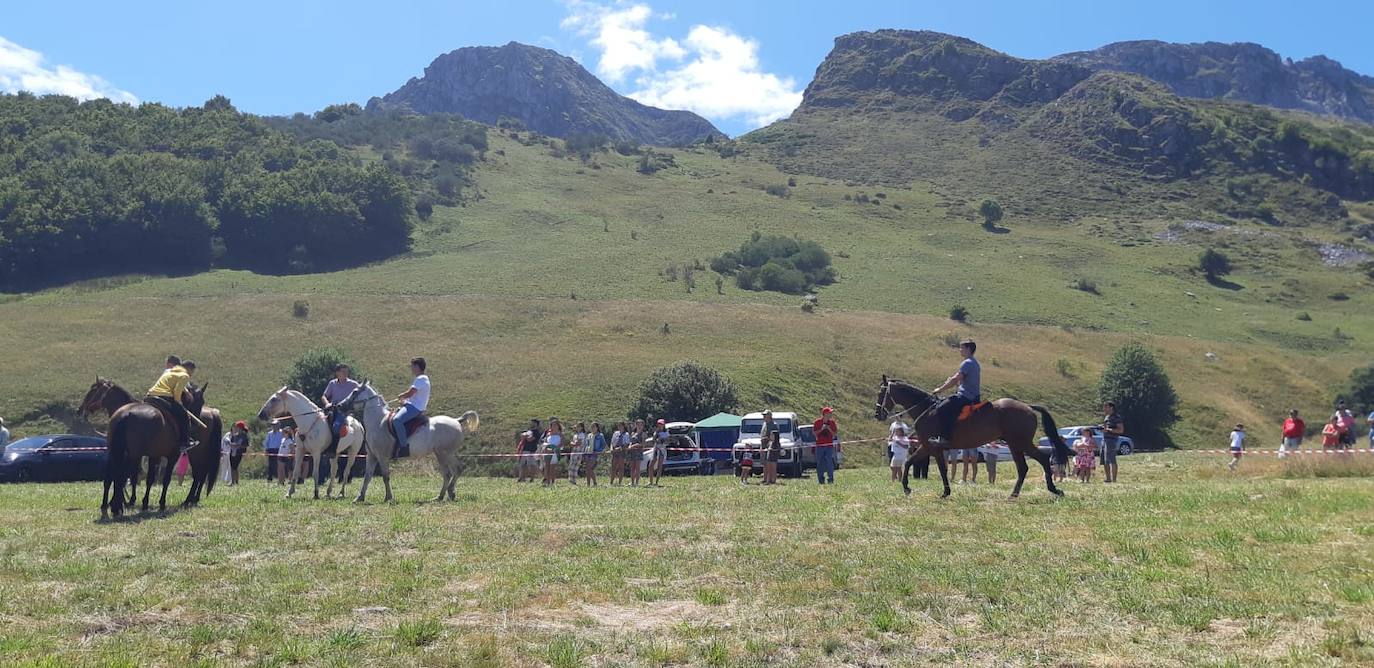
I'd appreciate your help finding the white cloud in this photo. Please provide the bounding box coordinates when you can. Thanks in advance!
[561,2,801,130]
[0,36,137,104]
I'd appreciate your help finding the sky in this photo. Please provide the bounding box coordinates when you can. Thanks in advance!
[3,0,1372,136]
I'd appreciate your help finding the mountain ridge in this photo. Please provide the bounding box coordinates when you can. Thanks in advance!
[368,41,724,146]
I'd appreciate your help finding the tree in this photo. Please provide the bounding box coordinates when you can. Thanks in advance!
[978,199,1004,228]
[629,361,738,422]
[1340,365,1374,414]
[282,347,365,406]
[1098,343,1179,438]
[1199,248,1232,280]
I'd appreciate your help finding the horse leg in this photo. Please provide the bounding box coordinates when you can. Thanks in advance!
[142,458,157,512]
[311,451,322,500]
[158,456,174,513]
[355,451,375,504]
[438,450,459,501]
[127,459,140,505]
[1010,450,1029,499]
[901,446,920,496]
[380,457,394,502]
[1027,443,1061,496]
[287,449,303,498]
[933,449,951,498]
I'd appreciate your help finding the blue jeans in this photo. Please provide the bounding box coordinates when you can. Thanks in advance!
[392,403,422,453]
[331,408,347,436]
[816,447,836,484]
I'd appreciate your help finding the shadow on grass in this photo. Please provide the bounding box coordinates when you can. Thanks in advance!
[981,223,1011,235]
[95,503,187,525]
[1205,275,1243,291]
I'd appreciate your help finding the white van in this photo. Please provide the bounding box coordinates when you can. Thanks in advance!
[732,412,804,478]
[661,421,716,475]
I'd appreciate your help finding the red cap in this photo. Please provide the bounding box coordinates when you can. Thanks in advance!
[822,407,833,414]
[234,420,247,430]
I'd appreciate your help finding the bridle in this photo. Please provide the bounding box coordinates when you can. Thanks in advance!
[877,378,939,424]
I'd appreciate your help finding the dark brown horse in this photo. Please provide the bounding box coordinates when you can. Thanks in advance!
[79,377,141,505]
[87,379,212,517]
[874,375,1075,499]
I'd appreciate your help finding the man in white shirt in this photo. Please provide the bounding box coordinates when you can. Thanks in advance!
[392,357,431,456]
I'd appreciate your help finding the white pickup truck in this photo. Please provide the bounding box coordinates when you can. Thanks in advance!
[732,411,805,478]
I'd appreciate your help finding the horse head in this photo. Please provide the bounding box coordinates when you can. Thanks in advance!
[257,386,290,422]
[79,376,113,416]
[874,374,892,421]
[187,382,209,415]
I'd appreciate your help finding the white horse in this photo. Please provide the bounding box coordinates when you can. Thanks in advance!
[257,388,366,499]
[343,380,479,503]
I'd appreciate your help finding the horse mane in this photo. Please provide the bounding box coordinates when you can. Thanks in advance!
[887,378,933,401]
[102,378,135,404]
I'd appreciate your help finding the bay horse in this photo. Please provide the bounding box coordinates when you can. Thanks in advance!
[341,381,479,503]
[97,380,210,517]
[874,375,1074,499]
[82,378,220,511]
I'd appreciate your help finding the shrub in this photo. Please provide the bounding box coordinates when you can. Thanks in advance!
[1072,277,1100,294]
[415,197,434,220]
[715,276,724,294]
[1297,311,1312,321]
[764,184,789,198]
[281,347,364,404]
[1098,343,1179,437]
[1056,358,1074,377]
[979,199,1004,228]
[709,235,835,294]
[1199,248,1232,279]
[787,177,797,187]
[1340,365,1374,414]
[949,305,968,322]
[629,361,738,422]
[292,300,310,319]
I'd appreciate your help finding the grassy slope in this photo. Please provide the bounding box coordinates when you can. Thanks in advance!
[0,461,1371,666]
[0,131,1369,457]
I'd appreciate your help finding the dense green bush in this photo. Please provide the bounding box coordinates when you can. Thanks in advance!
[628,361,738,422]
[1339,366,1374,414]
[1199,248,1232,279]
[1098,343,1179,437]
[0,93,420,290]
[710,233,836,295]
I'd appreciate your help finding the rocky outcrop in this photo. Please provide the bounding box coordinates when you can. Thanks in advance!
[369,42,724,145]
[1053,41,1374,124]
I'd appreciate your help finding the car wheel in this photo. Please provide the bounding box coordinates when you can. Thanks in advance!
[1120,442,1133,456]
[16,467,32,483]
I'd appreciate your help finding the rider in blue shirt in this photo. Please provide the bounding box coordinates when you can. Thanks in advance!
[930,340,981,442]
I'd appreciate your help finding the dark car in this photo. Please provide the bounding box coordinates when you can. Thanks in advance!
[0,434,107,482]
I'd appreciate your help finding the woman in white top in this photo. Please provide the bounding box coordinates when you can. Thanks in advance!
[542,419,563,487]
[888,425,910,481]
[219,431,234,483]
[278,428,296,486]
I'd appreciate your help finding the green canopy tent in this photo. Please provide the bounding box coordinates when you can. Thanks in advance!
[692,412,741,463]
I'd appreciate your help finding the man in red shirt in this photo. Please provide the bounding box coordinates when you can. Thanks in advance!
[813,407,839,485]
[1279,409,1305,459]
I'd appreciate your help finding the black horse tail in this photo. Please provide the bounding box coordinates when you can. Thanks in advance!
[204,411,222,497]
[107,416,129,515]
[1030,405,1074,461]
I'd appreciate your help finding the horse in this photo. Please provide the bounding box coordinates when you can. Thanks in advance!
[256,388,366,499]
[874,375,1074,499]
[341,380,479,503]
[81,378,221,509]
[100,381,209,517]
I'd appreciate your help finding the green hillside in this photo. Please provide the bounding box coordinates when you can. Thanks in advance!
[0,130,1367,465]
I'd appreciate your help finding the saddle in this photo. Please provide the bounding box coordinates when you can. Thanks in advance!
[958,402,991,422]
[143,396,189,446]
[386,409,428,439]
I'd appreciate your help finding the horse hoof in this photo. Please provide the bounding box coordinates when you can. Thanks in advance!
[1008,494,1020,500]
[940,492,950,499]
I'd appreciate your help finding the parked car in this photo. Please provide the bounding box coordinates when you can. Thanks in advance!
[661,421,715,475]
[733,412,805,478]
[0,434,107,483]
[1037,426,1135,456]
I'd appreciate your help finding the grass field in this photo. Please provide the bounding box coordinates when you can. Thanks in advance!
[0,455,1371,666]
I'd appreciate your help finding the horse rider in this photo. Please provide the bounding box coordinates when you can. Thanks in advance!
[145,355,204,451]
[929,339,981,443]
[391,357,431,456]
[320,363,360,446]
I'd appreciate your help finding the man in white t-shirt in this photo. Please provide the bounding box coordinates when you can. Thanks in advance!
[392,357,431,456]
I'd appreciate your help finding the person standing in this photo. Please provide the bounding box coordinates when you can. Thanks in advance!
[813,407,839,485]
[391,357,430,458]
[1100,402,1125,483]
[609,421,629,486]
[219,429,233,484]
[515,419,541,483]
[278,427,296,486]
[568,422,587,486]
[1228,423,1246,470]
[1322,417,1341,452]
[649,419,669,487]
[263,426,283,482]
[982,443,999,485]
[960,444,978,485]
[0,417,9,449]
[628,419,647,487]
[888,425,910,482]
[228,421,249,486]
[763,429,781,484]
[1279,410,1305,459]
[584,422,606,487]
[1074,427,1097,482]
[1333,402,1356,450]
[541,418,563,487]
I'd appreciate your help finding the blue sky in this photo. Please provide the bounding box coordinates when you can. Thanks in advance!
[3,0,1371,136]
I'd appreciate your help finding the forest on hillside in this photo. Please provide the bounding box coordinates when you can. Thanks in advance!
[0,95,486,292]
